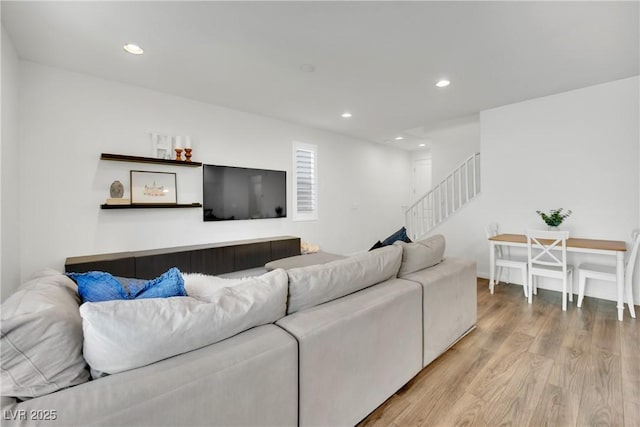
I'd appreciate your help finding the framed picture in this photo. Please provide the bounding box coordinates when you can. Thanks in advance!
[130,170,177,204]
[151,134,172,160]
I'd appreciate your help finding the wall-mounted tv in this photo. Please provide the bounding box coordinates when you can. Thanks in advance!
[203,164,287,221]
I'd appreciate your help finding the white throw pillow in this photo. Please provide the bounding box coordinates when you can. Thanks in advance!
[1,270,90,399]
[182,272,245,299]
[394,234,446,276]
[80,269,288,375]
[286,245,402,314]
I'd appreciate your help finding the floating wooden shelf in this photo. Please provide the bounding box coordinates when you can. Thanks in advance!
[101,203,202,209]
[101,153,202,167]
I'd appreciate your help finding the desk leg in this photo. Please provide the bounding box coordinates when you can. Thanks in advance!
[616,251,624,321]
[489,242,496,294]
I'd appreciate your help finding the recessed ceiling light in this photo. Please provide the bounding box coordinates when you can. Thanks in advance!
[394,136,404,141]
[123,43,144,55]
[436,79,450,88]
[419,143,426,147]
[341,112,352,118]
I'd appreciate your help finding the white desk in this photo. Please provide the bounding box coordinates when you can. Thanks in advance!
[488,234,629,321]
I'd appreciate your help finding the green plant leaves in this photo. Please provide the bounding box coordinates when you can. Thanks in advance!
[535,208,572,227]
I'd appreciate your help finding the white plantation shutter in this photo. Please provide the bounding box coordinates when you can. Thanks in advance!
[293,141,318,220]
[296,150,315,211]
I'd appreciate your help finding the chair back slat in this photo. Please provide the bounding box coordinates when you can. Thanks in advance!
[484,223,498,239]
[485,223,505,259]
[527,229,570,269]
[626,229,640,279]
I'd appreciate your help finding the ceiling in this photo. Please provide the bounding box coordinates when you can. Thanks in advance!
[2,1,638,150]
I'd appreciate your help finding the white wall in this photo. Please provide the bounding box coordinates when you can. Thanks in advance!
[428,116,480,184]
[6,60,411,296]
[431,76,639,303]
[410,148,432,164]
[1,27,20,301]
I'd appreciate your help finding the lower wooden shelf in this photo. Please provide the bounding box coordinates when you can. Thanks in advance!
[101,203,202,209]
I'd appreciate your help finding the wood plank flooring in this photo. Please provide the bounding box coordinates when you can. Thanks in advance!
[359,279,639,427]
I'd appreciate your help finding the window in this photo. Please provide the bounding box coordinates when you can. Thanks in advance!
[292,141,318,221]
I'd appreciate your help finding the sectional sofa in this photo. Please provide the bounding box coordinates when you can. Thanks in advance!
[1,235,476,426]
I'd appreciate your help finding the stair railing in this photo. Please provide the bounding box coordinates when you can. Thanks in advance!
[405,152,481,241]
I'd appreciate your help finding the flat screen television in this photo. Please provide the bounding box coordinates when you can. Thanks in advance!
[203,164,287,221]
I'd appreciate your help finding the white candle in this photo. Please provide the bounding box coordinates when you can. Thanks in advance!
[185,136,192,149]
[175,135,182,149]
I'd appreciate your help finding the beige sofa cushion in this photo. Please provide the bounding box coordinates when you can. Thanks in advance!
[286,244,402,314]
[1,270,89,399]
[264,251,346,271]
[394,234,446,276]
[80,269,288,375]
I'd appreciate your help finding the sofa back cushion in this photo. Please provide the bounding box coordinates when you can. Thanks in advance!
[394,234,446,276]
[286,245,402,314]
[80,269,288,376]
[1,270,89,399]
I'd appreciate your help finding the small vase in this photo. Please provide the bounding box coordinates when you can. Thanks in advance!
[547,225,559,231]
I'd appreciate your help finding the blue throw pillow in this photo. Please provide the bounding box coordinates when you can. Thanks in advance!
[369,240,384,251]
[381,227,411,246]
[127,268,186,300]
[66,271,126,302]
[67,267,186,303]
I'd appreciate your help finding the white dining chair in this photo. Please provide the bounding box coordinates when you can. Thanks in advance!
[577,230,639,318]
[485,223,528,297]
[527,229,574,310]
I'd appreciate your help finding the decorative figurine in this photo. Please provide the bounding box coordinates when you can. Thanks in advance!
[110,180,124,198]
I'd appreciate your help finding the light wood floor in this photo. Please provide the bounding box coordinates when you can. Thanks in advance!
[359,278,639,427]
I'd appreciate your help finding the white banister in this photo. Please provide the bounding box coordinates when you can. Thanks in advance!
[471,156,476,198]
[444,177,449,217]
[405,152,481,241]
[457,169,462,209]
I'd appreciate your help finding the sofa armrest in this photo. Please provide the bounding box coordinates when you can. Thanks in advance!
[401,257,477,366]
[277,279,422,426]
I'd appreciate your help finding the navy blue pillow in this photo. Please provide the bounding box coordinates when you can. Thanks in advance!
[67,267,186,303]
[381,227,410,246]
[369,240,384,251]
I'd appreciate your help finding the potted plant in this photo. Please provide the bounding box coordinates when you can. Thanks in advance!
[536,208,572,229]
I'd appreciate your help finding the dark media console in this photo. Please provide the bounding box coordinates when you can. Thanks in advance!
[65,236,301,279]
